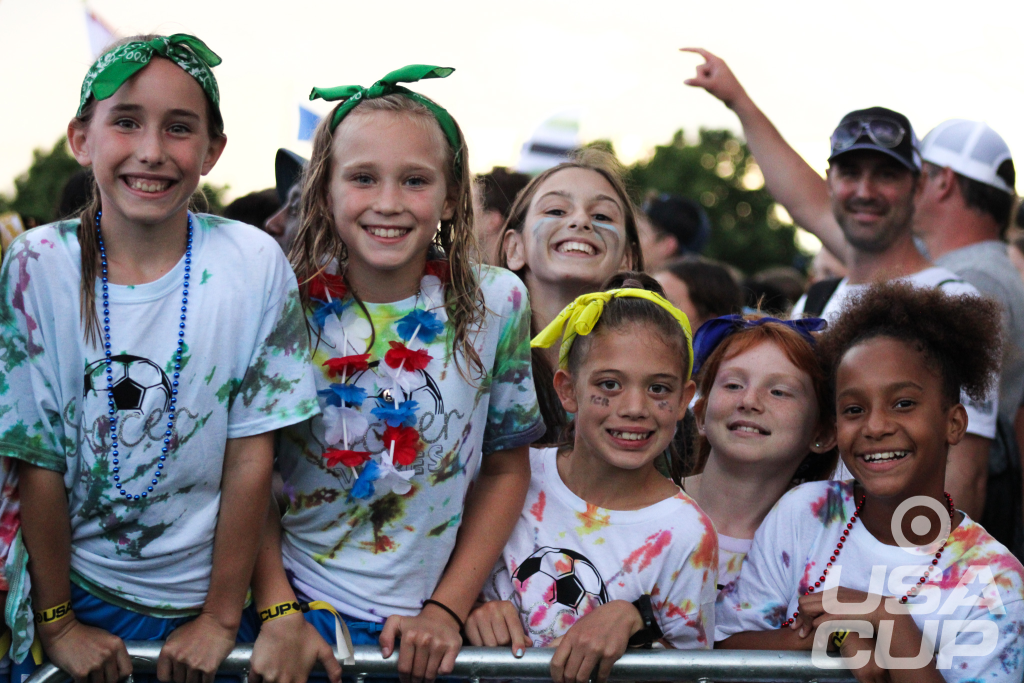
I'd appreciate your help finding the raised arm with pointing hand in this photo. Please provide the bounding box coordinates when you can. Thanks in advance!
[680,48,849,263]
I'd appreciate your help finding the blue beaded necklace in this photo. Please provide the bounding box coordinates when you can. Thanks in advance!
[96,210,192,501]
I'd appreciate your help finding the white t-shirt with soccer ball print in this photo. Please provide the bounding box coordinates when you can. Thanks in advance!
[482,447,718,648]
[0,214,318,615]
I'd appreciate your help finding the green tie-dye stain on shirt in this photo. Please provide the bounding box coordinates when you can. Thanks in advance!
[204,367,216,384]
[165,343,191,376]
[215,378,242,409]
[200,270,211,285]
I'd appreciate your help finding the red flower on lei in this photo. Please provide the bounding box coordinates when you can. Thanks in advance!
[323,354,371,378]
[425,260,450,283]
[384,342,432,371]
[382,425,420,466]
[324,448,371,468]
[308,274,348,301]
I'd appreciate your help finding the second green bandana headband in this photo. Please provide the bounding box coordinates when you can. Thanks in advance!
[78,34,222,118]
[310,65,462,172]
[532,289,695,380]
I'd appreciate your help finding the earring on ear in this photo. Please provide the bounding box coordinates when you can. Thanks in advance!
[814,442,822,448]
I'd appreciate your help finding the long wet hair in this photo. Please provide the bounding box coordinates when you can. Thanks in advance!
[71,34,226,346]
[688,317,838,486]
[288,93,485,381]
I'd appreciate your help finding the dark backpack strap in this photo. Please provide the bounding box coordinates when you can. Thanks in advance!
[802,277,843,317]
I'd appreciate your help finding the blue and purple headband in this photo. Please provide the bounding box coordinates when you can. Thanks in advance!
[691,314,827,375]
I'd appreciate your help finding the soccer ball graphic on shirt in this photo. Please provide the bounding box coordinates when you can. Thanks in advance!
[511,546,609,635]
[84,354,172,415]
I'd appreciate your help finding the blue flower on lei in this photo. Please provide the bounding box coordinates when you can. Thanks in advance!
[318,383,368,407]
[397,309,444,344]
[349,460,382,501]
[312,298,350,328]
[371,400,419,428]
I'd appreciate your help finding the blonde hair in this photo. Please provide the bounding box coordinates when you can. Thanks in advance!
[71,34,226,346]
[289,93,485,381]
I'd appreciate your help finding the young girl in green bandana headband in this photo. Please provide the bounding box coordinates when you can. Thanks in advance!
[246,66,543,683]
[0,34,318,683]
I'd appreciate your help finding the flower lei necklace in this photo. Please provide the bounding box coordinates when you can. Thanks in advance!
[781,490,955,628]
[96,210,191,501]
[310,262,449,501]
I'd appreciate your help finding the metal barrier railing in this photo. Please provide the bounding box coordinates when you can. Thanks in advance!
[24,643,857,683]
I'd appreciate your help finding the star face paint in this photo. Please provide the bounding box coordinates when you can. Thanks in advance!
[518,168,628,288]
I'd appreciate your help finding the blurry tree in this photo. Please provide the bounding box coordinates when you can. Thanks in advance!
[9,138,80,224]
[626,128,805,275]
[194,183,229,215]
[1,136,230,224]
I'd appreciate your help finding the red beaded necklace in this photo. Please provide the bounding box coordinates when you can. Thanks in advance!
[781,490,955,628]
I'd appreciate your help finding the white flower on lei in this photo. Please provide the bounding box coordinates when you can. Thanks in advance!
[377,360,418,398]
[322,305,373,354]
[322,405,369,446]
[376,447,415,496]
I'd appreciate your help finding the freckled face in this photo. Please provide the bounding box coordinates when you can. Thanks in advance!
[514,168,627,288]
[557,326,694,471]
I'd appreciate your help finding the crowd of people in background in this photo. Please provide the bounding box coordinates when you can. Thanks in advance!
[0,34,1022,683]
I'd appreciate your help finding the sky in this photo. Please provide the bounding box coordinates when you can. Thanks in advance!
[2,0,1023,250]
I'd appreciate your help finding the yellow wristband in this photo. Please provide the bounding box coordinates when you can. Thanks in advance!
[831,629,851,650]
[259,601,302,623]
[34,601,73,625]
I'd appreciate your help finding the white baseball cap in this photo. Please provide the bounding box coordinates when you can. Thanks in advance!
[920,119,1015,194]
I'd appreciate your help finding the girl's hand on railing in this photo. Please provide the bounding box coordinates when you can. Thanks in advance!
[839,633,891,683]
[549,600,643,683]
[156,612,236,683]
[248,612,342,683]
[379,604,464,683]
[38,617,131,683]
[463,601,531,657]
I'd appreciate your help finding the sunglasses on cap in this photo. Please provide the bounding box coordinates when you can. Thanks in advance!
[831,117,906,152]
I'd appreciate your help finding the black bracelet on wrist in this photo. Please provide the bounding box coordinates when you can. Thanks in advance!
[627,595,663,648]
[422,598,465,632]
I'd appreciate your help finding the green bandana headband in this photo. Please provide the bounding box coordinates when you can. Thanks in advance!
[78,34,222,118]
[310,65,462,172]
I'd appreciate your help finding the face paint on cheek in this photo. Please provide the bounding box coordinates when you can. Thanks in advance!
[657,400,671,411]
[529,217,560,244]
[590,395,610,407]
[592,220,624,253]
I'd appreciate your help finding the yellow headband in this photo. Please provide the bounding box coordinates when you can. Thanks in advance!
[531,288,694,380]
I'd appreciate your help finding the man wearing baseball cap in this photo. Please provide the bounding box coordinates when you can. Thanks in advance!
[914,121,1024,428]
[684,48,998,520]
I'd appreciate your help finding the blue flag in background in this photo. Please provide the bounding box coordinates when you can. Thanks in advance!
[298,106,322,141]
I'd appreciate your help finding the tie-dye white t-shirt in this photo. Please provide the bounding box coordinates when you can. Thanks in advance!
[482,447,718,648]
[717,480,1024,683]
[717,534,751,600]
[279,264,544,622]
[0,215,318,613]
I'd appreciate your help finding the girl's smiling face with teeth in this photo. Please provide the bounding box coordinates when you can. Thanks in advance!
[554,325,694,472]
[835,336,967,500]
[68,57,225,232]
[328,110,453,300]
[504,167,627,289]
[698,340,825,470]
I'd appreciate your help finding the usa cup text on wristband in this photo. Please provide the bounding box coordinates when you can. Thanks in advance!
[35,601,73,625]
[259,601,302,623]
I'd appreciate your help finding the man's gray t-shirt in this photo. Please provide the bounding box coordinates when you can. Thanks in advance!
[937,241,1024,422]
